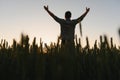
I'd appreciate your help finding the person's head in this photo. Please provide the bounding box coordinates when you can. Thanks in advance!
[65,11,71,19]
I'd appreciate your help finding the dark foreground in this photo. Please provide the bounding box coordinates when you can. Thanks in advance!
[0,34,120,80]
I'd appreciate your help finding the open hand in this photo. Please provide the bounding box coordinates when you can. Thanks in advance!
[86,7,90,12]
[44,5,49,11]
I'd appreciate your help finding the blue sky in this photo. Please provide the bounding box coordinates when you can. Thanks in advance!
[0,0,120,47]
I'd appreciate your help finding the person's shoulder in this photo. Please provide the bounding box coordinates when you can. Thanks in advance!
[71,19,78,24]
[72,19,77,21]
[71,19,78,22]
[56,18,65,23]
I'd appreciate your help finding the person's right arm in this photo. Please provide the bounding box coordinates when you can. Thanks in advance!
[44,6,55,18]
[44,5,60,22]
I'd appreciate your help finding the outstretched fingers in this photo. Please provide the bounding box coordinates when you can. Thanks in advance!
[44,5,49,10]
[86,7,90,12]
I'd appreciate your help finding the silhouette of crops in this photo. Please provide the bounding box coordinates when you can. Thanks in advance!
[0,33,120,80]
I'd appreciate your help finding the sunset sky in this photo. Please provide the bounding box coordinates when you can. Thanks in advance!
[0,0,120,47]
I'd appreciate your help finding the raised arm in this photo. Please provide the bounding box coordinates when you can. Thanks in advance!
[44,5,62,23]
[77,7,90,22]
[44,5,58,19]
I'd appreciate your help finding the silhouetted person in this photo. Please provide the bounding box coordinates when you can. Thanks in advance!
[44,5,90,45]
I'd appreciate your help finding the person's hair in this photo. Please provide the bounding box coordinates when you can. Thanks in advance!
[65,11,71,19]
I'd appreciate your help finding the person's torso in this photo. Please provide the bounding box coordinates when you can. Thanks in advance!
[59,19,77,40]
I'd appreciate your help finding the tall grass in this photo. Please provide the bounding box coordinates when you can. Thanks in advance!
[0,33,120,80]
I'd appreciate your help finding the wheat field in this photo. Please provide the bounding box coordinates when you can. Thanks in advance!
[0,34,120,80]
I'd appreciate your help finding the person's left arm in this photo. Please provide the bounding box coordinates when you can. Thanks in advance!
[76,7,90,23]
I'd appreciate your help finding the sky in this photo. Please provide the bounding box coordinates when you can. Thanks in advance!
[0,0,120,47]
